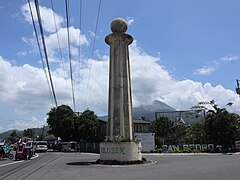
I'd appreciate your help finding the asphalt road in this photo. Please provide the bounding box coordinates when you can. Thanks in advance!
[0,152,240,180]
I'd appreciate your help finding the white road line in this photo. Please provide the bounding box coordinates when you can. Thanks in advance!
[0,154,39,168]
[0,160,24,167]
[31,153,39,159]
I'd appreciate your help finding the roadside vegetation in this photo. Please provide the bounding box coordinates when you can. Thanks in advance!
[151,100,240,152]
[3,100,240,153]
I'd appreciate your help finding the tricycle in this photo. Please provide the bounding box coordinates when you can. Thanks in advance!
[15,143,25,160]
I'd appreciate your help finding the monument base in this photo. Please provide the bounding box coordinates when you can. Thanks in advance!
[100,142,142,163]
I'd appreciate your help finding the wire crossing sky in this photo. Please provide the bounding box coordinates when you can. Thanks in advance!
[0,0,240,132]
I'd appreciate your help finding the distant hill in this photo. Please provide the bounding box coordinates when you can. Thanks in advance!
[133,100,176,120]
[0,126,49,140]
[0,101,176,137]
[99,100,176,121]
[0,129,22,139]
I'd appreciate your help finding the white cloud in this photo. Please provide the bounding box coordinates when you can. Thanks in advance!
[221,55,239,62]
[21,2,64,33]
[17,51,28,57]
[44,27,89,60]
[126,17,135,26]
[7,117,46,131]
[1,40,240,132]
[21,2,89,63]
[194,54,239,76]
[194,66,215,75]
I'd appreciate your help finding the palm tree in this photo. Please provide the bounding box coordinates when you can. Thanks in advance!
[204,102,239,150]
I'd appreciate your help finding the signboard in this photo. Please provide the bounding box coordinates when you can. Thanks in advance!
[134,133,155,152]
[161,144,222,152]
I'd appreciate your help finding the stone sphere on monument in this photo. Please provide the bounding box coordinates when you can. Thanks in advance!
[110,18,128,33]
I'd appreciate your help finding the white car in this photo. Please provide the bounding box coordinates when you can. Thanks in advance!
[35,141,48,153]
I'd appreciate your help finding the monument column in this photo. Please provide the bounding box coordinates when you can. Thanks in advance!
[105,18,133,140]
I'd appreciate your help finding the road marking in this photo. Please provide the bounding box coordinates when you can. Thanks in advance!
[0,154,39,168]
[0,160,24,167]
[31,153,39,159]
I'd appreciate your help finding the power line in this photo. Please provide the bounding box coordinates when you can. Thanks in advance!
[77,0,83,111]
[50,0,71,102]
[34,0,58,107]
[84,0,102,107]
[28,0,53,106]
[65,0,76,111]
[50,0,65,73]
[91,0,102,58]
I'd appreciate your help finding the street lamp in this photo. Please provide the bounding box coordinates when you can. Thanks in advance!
[236,79,240,96]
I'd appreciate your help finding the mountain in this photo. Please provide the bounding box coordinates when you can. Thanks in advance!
[0,129,22,139]
[99,100,176,121]
[132,100,176,120]
[0,126,49,140]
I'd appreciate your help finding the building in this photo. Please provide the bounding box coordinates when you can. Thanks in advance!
[97,118,151,137]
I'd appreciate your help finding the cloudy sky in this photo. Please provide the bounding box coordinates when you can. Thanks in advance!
[0,0,240,133]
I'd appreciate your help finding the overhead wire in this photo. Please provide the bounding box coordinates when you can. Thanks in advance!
[34,0,58,107]
[27,0,54,106]
[50,0,72,103]
[50,0,65,76]
[84,0,102,107]
[77,0,83,112]
[65,0,76,112]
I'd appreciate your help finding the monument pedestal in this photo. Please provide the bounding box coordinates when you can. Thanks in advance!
[100,142,142,162]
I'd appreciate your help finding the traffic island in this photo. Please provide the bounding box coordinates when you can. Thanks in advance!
[99,141,143,164]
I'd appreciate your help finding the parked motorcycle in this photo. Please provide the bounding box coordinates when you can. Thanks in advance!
[0,144,14,160]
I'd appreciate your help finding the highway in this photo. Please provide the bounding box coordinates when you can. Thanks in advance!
[0,152,240,180]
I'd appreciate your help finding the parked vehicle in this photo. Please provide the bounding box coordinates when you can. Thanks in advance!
[48,141,62,151]
[15,143,25,160]
[62,141,79,152]
[35,141,48,153]
[0,143,14,160]
[24,142,33,160]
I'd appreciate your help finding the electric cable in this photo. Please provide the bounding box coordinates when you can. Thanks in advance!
[28,0,54,106]
[34,0,58,107]
[77,0,83,112]
[84,0,102,107]
[50,0,72,103]
[65,0,76,112]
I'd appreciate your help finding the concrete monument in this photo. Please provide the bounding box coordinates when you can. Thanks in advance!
[105,18,133,140]
[100,18,142,163]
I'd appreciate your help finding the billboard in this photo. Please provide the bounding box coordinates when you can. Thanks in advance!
[134,133,155,152]
[155,110,205,125]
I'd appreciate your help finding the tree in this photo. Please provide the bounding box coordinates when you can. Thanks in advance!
[186,121,206,144]
[23,128,34,138]
[75,109,98,142]
[8,130,19,144]
[47,105,77,141]
[149,116,174,137]
[204,104,240,150]
[149,116,175,146]
[47,105,99,142]
[44,134,56,141]
[191,100,240,150]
